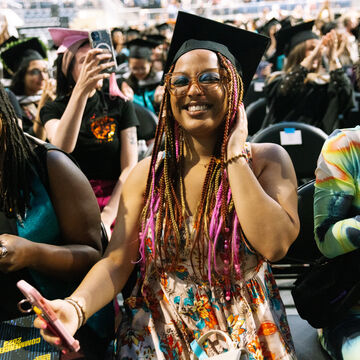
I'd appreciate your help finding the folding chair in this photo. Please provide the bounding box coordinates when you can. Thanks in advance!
[133,102,158,142]
[250,122,328,185]
[246,97,267,137]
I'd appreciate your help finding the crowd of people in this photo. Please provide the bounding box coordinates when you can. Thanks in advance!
[0,1,359,360]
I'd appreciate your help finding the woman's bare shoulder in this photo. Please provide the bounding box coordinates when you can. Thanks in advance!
[250,142,293,177]
[122,155,155,195]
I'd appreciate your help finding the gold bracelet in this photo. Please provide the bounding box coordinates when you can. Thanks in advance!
[225,150,247,165]
[65,297,86,329]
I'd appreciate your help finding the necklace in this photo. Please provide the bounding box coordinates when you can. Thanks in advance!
[197,161,210,168]
[196,156,221,168]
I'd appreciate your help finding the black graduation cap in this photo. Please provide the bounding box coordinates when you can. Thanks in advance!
[279,16,292,29]
[124,27,141,41]
[0,36,18,50]
[125,38,157,60]
[162,11,269,95]
[258,18,280,36]
[145,34,167,46]
[224,19,236,25]
[155,22,173,32]
[321,21,337,35]
[275,20,318,56]
[0,37,47,74]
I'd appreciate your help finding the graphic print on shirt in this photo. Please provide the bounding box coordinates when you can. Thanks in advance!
[90,113,116,142]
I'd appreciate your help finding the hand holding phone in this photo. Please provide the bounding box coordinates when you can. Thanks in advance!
[89,29,117,73]
[17,280,80,353]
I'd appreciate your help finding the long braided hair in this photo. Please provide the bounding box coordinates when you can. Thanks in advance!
[0,83,41,219]
[139,52,245,299]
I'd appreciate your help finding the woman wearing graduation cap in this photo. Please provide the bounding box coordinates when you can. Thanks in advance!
[263,20,354,134]
[1,37,54,140]
[35,12,299,359]
[121,38,165,114]
[40,28,139,238]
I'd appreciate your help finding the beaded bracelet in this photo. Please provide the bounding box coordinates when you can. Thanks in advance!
[65,297,86,329]
[225,150,247,165]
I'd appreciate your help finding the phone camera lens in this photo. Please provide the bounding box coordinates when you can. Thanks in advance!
[92,32,100,41]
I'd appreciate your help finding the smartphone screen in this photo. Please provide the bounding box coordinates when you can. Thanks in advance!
[89,29,117,73]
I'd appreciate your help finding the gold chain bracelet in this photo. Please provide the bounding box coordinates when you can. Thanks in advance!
[225,150,247,165]
[65,297,86,329]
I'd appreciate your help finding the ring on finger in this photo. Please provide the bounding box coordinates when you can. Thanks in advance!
[0,246,8,258]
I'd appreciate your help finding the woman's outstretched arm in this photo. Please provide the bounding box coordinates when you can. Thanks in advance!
[34,157,150,348]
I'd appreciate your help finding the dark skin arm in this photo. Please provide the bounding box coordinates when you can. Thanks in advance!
[34,157,149,347]
[0,150,102,278]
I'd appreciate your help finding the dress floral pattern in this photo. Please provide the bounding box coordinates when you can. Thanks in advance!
[115,144,296,360]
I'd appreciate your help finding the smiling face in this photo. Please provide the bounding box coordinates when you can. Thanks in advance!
[129,57,151,81]
[24,59,49,95]
[169,49,228,138]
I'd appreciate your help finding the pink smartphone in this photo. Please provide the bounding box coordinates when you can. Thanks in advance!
[17,280,80,353]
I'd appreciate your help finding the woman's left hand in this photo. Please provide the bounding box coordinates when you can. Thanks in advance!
[227,103,248,159]
[324,30,339,62]
[0,234,34,272]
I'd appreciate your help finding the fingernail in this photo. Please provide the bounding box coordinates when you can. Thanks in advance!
[62,349,68,355]
[42,322,47,329]
[55,339,61,345]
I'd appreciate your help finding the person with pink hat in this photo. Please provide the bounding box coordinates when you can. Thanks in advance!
[40,28,139,240]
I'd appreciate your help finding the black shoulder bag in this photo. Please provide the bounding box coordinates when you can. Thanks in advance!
[291,248,360,328]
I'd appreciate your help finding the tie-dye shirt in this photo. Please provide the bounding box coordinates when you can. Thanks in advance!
[314,126,360,258]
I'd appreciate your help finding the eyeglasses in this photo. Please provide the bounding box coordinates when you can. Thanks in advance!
[165,68,226,97]
[27,68,49,76]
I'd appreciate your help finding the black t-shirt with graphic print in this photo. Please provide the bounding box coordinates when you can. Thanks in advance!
[40,90,139,180]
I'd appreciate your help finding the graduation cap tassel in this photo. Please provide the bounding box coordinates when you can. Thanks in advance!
[109,72,128,101]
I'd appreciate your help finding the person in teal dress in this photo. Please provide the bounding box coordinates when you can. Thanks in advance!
[0,81,111,359]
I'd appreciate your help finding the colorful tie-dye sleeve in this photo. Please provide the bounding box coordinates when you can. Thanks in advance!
[314,127,360,258]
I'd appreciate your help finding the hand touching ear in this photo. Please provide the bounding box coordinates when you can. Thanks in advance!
[227,103,248,159]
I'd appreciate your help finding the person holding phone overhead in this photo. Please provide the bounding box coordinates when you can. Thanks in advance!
[35,13,299,359]
[40,28,139,238]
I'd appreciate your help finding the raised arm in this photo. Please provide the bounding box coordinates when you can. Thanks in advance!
[44,49,114,153]
[226,105,300,262]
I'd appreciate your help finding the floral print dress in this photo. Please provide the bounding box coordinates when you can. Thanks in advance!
[115,144,296,360]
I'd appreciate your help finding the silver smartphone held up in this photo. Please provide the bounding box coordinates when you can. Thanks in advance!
[89,29,117,73]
